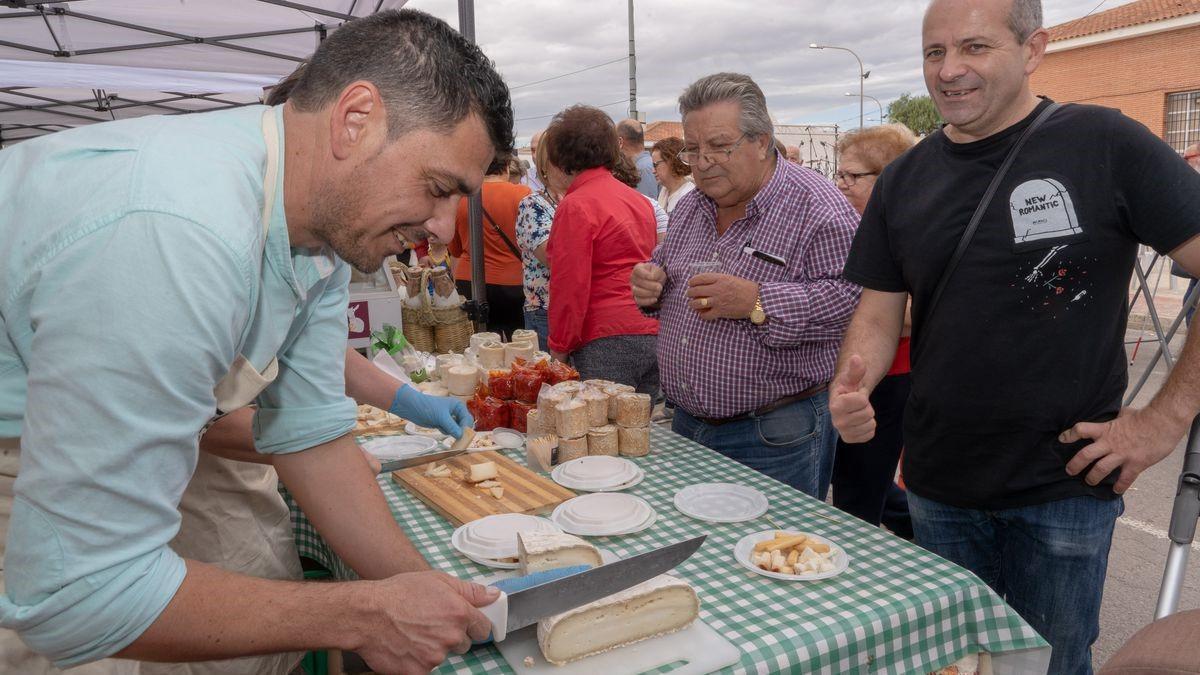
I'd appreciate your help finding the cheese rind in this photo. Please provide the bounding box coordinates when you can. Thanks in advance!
[536,575,700,665]
[517,531,602,575]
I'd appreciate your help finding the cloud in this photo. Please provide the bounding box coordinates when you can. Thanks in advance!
[409,0,1104,142]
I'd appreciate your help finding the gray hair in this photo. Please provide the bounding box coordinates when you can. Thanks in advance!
[678,73,774,142]
[1008,0,1043,42]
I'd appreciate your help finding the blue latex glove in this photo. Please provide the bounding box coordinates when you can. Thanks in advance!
[389,384,474,439]
[475,564,592,646]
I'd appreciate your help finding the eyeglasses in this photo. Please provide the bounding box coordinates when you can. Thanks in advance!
[652,159,666,168]
[833,170,878,186]
[678,133,750,166]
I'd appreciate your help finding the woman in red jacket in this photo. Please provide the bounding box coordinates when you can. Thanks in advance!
[543,106,659,395]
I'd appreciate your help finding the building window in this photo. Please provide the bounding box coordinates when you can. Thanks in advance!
[1165,90,1200,153]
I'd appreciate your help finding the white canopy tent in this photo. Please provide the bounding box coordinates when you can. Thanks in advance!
[0,0,406,144]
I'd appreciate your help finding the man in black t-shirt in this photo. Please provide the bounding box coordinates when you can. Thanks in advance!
[831,1,1200,673]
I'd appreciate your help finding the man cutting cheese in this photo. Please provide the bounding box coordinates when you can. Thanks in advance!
[0,9,510,674]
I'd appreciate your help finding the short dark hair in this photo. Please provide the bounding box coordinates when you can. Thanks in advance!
[650,137,690,178]
[1007,0,1043,42]
[265,62,306,106]
[287,9,514,167]
[617,119,645,145]
[544,106,620,174]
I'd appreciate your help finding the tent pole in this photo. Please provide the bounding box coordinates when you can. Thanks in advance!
[458,0,488,332]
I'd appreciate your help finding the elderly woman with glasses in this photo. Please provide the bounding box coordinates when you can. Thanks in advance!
[830,123,918,538]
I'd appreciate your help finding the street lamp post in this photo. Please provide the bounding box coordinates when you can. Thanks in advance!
[846,92,884,123]
[811,43,867,128]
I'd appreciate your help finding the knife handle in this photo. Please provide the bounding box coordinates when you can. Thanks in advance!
[478,590,509,642]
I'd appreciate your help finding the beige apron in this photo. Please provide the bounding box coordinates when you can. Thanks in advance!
[0,109,303,675]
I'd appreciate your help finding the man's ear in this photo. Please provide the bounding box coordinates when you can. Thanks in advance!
[1024,28,1050,76]
[329,81,382,161]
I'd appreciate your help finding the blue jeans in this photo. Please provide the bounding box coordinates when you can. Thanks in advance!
[523,308,548,349]
[672,392,836,499]
[908,492,1122,675]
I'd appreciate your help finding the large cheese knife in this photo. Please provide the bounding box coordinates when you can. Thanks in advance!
[479,534,706,641]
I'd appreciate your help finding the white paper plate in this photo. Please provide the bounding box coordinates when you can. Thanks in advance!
[551,456,639,490]
[491,428,526,449]
[551,493,656,536]
[451,514,562,561]
[674,483,769,523]
[359,435,439,460]
[733,530,849,581]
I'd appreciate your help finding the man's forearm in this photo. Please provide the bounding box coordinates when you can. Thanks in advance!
[198,408,271,465]
[116,560,369,662]
[275,435,430,576]
[835,301,904,392]
[1148,319,1200,432]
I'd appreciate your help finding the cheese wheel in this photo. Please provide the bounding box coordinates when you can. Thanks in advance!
[477,340,506,370]
[555,399,589,440]
[505,340,536,367]
[603,384,635,419]
[579,389,610,428]
[587,425,618,456]
[557,435,588,463]
[434,353,464,382]
[537,575,699,666]
[510,329,540,351]
[618,425,650,457]
[526,408,554,435]
[470,332,502,351]
[552,381,583,396]
[445,364,480,397]
[415,381,449,397]
[526,434,558,471]
[538,388,568,419]
[614,392,652,428]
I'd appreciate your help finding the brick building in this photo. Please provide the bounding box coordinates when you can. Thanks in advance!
[1031,0,1200,153]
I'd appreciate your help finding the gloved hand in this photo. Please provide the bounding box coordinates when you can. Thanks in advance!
[390,384,474,439]
[475,565,592,645]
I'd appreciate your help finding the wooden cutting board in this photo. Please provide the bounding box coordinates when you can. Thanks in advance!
[392,450,575,525]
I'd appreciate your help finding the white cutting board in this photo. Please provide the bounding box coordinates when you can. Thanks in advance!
[476,568,741,674]
[494,619,740,675]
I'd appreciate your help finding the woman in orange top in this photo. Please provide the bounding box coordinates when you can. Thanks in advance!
[449,161,531,339]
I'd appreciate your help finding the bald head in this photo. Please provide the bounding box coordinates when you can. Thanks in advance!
[925,0,1042,42]
[1186,142,1200,171]
[530,129,544,155]
[616,119,645,158]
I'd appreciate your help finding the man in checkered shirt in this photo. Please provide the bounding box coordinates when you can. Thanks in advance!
[631,72,861,498]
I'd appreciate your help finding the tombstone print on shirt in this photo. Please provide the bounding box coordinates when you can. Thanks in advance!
[1009,177,1083,248]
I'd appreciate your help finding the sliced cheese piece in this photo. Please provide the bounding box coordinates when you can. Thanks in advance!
[537,575,699,666]
[450,427,476,452]
[490,486,505,499]
[517,531,602,575]
[467,460,499,483]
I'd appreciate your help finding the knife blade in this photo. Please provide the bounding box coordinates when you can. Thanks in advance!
[479,534,706,641]
[377,447,467,474]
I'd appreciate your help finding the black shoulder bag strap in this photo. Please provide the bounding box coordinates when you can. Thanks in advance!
[923,102,1061,322]
[481,206,523,259]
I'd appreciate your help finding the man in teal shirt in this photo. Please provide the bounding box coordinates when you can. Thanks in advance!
[0,10,513,673]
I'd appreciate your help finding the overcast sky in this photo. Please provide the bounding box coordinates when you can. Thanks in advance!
[406,0,1107,144]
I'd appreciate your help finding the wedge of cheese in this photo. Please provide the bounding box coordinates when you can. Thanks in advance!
[537,575,699,665]
[516,531,602,575]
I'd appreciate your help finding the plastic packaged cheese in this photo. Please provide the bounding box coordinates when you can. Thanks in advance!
[603,384,635,420]
[555,399,589,440]
[614,392,652,428]
[557,436,588,463]
[587,425,618,456]
[579,389,610,428]
[618,426,650,457]
[477,341,506,370]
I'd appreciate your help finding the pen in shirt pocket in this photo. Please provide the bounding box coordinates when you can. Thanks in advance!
[742,243,786,266]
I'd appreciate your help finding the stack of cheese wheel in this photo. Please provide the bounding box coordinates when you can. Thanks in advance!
[469,332,501,351]
[613,392,652,457]
[445,364,480,397]
[604,383,635,420]
[511,329,540,351]
[555,399,589,463]
[476,340,506,370]
[587,424,619,456]
[504,340,536,366]
[434,353,464,382]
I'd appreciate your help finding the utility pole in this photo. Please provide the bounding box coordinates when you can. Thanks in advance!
[627,0,637,120]
[458,0,488,329]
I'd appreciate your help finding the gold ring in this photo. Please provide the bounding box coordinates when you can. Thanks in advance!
[699,297,709,308]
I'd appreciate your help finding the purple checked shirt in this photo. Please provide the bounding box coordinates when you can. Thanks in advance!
[651,157,861,418]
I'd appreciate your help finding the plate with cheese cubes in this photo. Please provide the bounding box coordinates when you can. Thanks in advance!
[734,530,849,581]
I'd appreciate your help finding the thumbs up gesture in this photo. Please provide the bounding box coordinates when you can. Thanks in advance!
[830,355,876,443]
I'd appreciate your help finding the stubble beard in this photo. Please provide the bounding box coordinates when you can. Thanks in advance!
[309,181,383,274]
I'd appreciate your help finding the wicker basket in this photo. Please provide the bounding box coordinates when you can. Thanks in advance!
[401,267,474,354]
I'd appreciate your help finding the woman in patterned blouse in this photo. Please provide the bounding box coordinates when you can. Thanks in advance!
[515,139,570,348]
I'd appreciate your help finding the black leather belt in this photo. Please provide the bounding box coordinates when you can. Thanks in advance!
[693,383,828,427]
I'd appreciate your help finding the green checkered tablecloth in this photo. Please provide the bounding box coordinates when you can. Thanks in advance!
[285,426,1047,674]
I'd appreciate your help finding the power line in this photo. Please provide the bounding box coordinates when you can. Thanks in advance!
[515,98,627,122]
[509,56,629,91]
[1055,0,1110,33]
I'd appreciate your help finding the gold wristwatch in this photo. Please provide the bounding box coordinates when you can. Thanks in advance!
[749,292,767,325]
